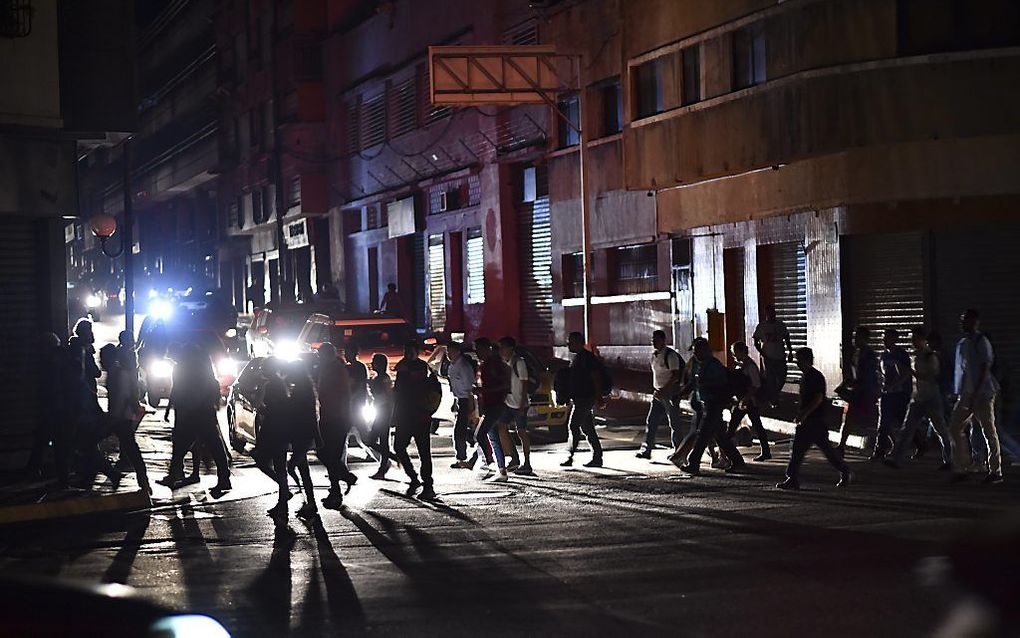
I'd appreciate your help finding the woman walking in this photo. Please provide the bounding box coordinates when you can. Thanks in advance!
[368,353,394,480]
[99,332,150,494]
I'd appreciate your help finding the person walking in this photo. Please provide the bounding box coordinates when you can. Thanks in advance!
[473,338,510,481]
[445,341,479,470]
[874,328,912,460]
[560,332,605,468]
[315,342,352,509]
[284,359,320,518]
[885,327,952,470]
[102,332,150,494]
[392,341,437,499]
[161,345,231,492]
[777,348,853,490]
[728,341,772,461]
[254,358,293,516]
[496,337,534,476]
[637,330,684,460]
[752,305,793,403]
[26,333,75,487]
[344,340,374,462]
[836,326,881,456]
[68,318,114,488]
[680,338,747,475]
[948,309,1003,484]
[367,353,394,479]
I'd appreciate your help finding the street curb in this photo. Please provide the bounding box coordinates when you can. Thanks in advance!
[0,489,152,527]
[613,389,868,449]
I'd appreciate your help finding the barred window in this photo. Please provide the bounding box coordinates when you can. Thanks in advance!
[360,93,386,149]
[614,243,659,294]
[466,227,485,304]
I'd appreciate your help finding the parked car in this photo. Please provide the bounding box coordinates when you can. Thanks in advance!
[139,325,245,407]
[226,357,268,452]
[525,369,570,443]
[246,302,345,358]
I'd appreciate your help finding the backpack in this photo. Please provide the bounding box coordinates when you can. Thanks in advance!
[594,355,613,398]
[552,367,571,404]
[424,371,443,415]
[513,347,542,395]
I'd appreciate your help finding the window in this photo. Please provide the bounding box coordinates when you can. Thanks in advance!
[563,252,585,298]
[556,93,580,148]
[288,175,301,206]
[614,243,659,294]
[681,45,701,105]
[598,79,622,136]
[360,93,386,149]
[466,227,485,304]
[733,22,766,90]
[897,0,1020,55]
[428,234,447,332]
[344,99,359,154]
[633,58,664,118]
[252,188,264,224]
[389,77,417,138]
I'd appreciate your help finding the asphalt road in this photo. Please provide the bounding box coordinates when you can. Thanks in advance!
[2,425,1017,638]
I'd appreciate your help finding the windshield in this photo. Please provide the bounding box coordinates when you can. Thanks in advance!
[141,327,225,357]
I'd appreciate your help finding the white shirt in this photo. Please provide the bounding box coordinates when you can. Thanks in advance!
[505,356,530,409]
[753,319,790,361]
[650,347,682,391]
[954,333,999,397]
[447,356,476,399]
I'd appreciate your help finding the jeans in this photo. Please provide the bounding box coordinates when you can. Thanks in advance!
[728,404,770,456]
[318,417,356,491]
[567,397,602,460]
[785,420,849,481]
[949,393,1000,475]
[641,395,683,451]
[476,406,505,469]
[453,397,476,462]
[877,393,910,456]
[762,357,788,401]
[394,412,433,488]
[685,401,745,468]
[892,396,951,465]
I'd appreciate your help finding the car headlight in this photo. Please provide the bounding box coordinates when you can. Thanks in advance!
[148,299,173,321]
[361,403,378,424]
[149,359,174,379]
[217,358,239,377]
[85,294,101,308]
[275,340,301,361]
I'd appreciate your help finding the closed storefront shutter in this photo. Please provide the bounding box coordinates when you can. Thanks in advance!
[842,231,927,350]
[0,218,42,467]
[770,241,808,381]
[519,195,553,348]
[428,234,447,333]
[933,224,1020,401]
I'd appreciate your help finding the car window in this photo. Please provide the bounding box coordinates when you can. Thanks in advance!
[237,360,264,391]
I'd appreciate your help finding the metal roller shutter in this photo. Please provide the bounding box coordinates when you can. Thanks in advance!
[770,241,808,381]
[427,234,447,333]
[933,225,1020,401]
[0,219,42,467]
[519,195,553,348]
[843,232,927,350]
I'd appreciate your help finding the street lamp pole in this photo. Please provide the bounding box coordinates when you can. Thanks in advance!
[122,136,135,337]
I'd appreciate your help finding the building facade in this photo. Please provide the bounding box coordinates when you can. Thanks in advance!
[2,0,135,468]
[322,0,552,344]
[542,0,1020,406]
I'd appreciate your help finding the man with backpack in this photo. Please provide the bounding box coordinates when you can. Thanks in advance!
[495,336,537,476]
[560,331,606,468]
[728,341,771,462]
[393,340,440,500]
[445,341,479,469]
[637,330,684,460]
[680,338,747,475]
[948,309,1003,484]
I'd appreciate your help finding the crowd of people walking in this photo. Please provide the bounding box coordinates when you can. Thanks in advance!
[25,304,1010,518]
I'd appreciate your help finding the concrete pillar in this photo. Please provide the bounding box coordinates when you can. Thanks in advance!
[742,237,760,357]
